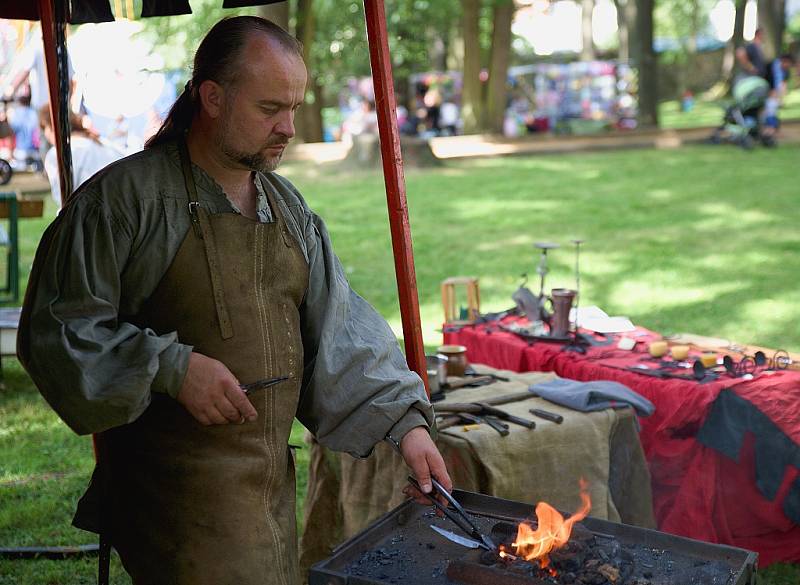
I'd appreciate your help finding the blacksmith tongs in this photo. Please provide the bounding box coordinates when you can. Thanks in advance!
[239,375,289,394]
[407,475,496,551]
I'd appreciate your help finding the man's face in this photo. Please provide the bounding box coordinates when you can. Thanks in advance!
[214,35,307,173]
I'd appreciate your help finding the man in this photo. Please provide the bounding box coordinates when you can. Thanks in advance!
[18,16,451,585]
[736,28,767,79]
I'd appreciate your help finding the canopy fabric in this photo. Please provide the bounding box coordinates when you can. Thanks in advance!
[0,0,284,23]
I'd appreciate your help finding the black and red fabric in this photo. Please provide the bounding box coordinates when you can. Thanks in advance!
[444,317,800,565]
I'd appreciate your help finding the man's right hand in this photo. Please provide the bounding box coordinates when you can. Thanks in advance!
[176,352,258,425]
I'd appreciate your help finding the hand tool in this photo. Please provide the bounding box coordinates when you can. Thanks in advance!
[429,525,482,549]
[528,408,564,424]
[239,375,289,394]
[408,476,496,551]
[475,402,536,429]
[436,403,535,430]
[452,412,509,436]
[443,375,495,390]
[463,365,509,382]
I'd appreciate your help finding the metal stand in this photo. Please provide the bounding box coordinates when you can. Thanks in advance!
[533,242,559,323]
[563,239,587,354]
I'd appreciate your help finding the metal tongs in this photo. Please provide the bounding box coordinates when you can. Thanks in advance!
[407,475,496,551]
[239,375,289,394]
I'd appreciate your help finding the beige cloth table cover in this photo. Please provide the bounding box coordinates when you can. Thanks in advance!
[299,366,655,575]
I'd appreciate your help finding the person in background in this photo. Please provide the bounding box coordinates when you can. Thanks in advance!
[439,98,460,136]
[39,106,123,208]
[7,94,39,168]
[736,28,767,79]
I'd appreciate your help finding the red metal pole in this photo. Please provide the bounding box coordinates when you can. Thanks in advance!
[362,0,429,396]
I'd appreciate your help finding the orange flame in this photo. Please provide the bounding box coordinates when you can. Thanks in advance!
[512,479,591,568]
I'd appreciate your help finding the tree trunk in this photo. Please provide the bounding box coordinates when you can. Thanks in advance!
[614,0,629,61]
[757,0,786,60]
[685,0,700,93]
[580,0,595,60]
[258,1,290,31]
[461,0,482,134]
[295,0,324,143]
[624,0,639,62]
[721,0,747,89]
[486,0,514,134]
[614,0,638,63]
[635,0,658,128]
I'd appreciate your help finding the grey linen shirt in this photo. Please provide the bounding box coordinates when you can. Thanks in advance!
[18,140,431,458]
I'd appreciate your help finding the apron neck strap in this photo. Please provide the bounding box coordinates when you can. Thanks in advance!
[178,137,203,239]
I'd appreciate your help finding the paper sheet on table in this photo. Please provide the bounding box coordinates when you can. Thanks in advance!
[570,306,636,333]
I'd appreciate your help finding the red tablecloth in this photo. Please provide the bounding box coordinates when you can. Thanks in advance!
[444,317,800,565]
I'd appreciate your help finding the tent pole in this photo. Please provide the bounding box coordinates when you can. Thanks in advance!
[363,0,429,397]
[38,0,73,202]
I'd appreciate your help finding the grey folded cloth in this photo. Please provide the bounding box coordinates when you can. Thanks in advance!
[529,379,655,417]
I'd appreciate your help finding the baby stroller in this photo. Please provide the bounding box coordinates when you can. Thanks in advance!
[709,76,773,149]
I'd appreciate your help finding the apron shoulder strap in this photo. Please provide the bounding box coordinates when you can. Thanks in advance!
[178,138,204,240]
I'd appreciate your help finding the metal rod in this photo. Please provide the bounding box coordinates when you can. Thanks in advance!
[363,0,429,397]
[38,0,73,202]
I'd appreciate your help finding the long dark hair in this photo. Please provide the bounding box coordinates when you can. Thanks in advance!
[145,16,303,149]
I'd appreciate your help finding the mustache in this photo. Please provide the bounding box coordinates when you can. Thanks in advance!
[264,138,289,148]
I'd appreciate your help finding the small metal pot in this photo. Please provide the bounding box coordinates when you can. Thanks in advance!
[426,354,448,393]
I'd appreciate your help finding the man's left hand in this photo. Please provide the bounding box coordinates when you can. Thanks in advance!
[399,427,453,507]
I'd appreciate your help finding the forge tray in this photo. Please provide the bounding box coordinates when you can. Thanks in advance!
[309,490,757,585]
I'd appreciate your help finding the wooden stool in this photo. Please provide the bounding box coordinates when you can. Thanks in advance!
[441,277,480,325]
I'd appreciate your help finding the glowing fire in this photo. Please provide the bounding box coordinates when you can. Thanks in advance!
[511,479,591,568]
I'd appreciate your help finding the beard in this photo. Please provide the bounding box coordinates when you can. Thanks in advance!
[225,143,283,173]
[216,117,287,173]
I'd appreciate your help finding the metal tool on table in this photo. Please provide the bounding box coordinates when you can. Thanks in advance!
[463,365,509,382]
[435,391,537,431]
[474,402,536,429]
[407,476,496,551]
[528,408,564,424]
[449,411,509,436]
[512,242,560,326]
[534,241,559,323]
[444,375,495,390]
[436,402,536,430]
[239,375,289,394]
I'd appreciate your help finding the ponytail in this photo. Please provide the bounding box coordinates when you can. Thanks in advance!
[144,83,196,149]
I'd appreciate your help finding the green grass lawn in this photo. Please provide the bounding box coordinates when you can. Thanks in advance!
[2,143,799,583]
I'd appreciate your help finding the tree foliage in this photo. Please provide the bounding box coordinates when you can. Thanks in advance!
[133,0,258,75]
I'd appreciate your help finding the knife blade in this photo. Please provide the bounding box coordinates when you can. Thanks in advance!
[430,525,482,549]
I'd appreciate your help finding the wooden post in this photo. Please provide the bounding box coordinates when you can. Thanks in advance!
[363,0,429,396]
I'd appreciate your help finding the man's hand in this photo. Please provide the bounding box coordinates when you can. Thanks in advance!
[176,352,258,425]
[399,427,453,507]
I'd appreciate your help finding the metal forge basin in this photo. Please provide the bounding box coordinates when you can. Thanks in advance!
[309,491,757,585]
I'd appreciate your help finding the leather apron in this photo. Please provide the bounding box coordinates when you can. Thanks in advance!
[101,141,308,585]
